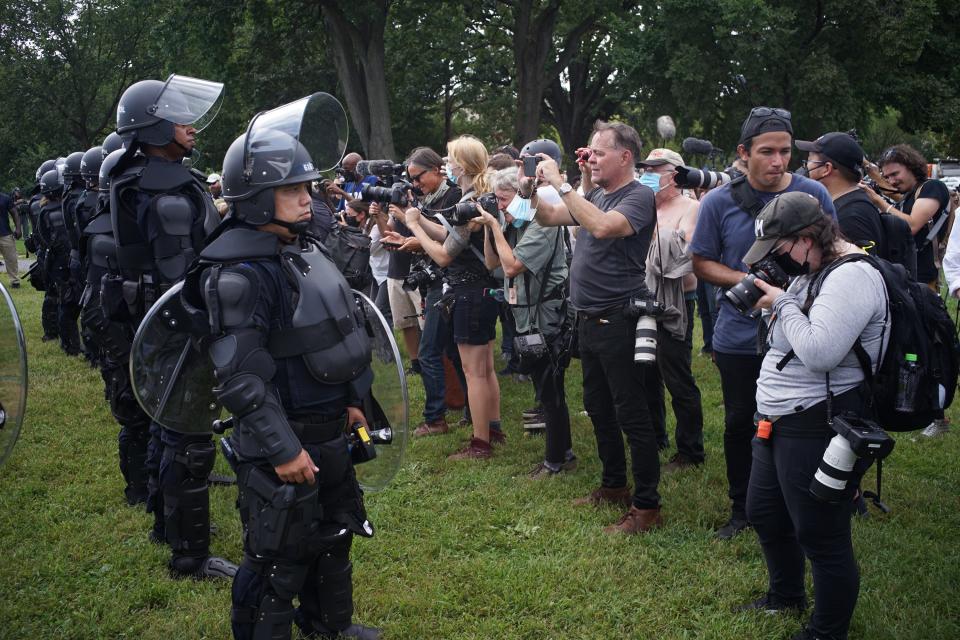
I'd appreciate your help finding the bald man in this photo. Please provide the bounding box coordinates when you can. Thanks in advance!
[329,152,378,213]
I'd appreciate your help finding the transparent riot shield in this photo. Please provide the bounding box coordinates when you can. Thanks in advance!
[353,291,408,492]
[130,282,220,433]
[0,282,27,466]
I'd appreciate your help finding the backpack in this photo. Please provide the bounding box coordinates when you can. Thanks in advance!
[323,224,371,290]
[804,253,960,431]
[877,213,918,280]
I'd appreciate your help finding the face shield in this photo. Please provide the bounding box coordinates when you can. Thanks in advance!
[151,74,225,131]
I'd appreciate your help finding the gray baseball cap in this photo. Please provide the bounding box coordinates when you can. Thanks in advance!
[742,191,825,264]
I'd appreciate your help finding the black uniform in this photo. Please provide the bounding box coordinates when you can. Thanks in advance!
[27,193,59,338]
[110,153,224,574]
[37,195,82,354]
[189,226,375,639]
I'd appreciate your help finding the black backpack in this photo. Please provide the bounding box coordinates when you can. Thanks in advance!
[322,224,371,290]
[804,254,960,431]
[877,213,918,281]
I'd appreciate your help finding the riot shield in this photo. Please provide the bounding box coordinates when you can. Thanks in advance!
[130,282,220,433]
[0,282,27,466]
[250,92,348,173]
[353,291,408,493]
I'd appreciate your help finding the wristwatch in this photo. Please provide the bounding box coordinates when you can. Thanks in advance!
[558,182,574,196]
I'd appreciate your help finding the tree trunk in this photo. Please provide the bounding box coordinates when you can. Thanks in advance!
[510,0,561,145]
[319,1,397,160]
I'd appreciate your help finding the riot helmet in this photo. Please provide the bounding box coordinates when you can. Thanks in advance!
[221,92,348,228]
[99,149,127,192]
[63,151,85,181]
[101,132,124,158]
[80,146,103,183]
[116,74,224,149]
[520,138,563,166]
[35,159,57,183]
[40,169,63,197]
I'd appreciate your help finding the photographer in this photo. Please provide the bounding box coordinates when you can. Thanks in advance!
[690,107,836,539]
[738,192,888,640]
[525,121,661,534]
[400,135,502,460]
[637,149,705,471]
[477,166,575,477]
[328,152,377,212]
[380,147,465,437]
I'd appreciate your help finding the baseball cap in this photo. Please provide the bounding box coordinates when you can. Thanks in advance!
[639,148,684,168]
[739,106,793,144]
[206,172,221,184]
[795,132,864,177]
[742,192,825,264]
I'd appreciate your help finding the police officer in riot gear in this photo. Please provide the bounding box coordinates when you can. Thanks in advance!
[109,74,235,579]
[61,151,88,355]
[26,159,60,339]
[184,94,381,639]
[37,169,83,355]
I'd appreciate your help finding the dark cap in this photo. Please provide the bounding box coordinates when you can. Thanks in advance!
[795,132,864,177]
[739,107,793,145]
[742,192,825,264]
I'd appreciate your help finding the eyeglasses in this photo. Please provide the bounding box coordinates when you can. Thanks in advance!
[802,159,828,170]
[749,107,792,120]
[408,169,429,184]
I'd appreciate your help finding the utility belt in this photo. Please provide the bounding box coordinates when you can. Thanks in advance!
[101,272,170,320]
[755,387,865,440]
[447,271,494,289]
[287,414,347,444]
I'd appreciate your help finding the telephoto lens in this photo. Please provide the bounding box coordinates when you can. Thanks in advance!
[673,165,732,190]
[634,316,658,363]
[809,433,858,503]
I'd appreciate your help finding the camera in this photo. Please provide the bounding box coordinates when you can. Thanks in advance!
[360,180,416,208]
[513,332,549,374]
[402,260,442,292]
[624,297,665,364]
[810,412,895,503]
[724,254,791,314]
[576,147,593,163]
[422,192,499,226]
[522,155,542,177]
[356,159,405,186]
[673,165,732,190]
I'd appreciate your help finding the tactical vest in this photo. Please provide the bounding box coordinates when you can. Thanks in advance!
[39,201,70,249]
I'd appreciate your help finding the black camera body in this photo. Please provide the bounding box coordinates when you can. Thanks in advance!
[357,159,404,186]
[725,255,791,314]
[360,180,416,208]
[810,411,895,504]
[513,332,549,374]
[423,192,499,226]
[402,259,442,292]
[673,165,732,190]
[831,413,895,460]
[623,296,665,321]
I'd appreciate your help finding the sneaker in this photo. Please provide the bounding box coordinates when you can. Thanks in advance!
[528,457,576,479]
[603,506,663,534]
[448,437,492,460]
[716,517,751,540]
[522,412,546,431]
[413,417,449,437]
[489,428,506,445]
[662,453,703,473]
[521,406,543,420]
[922,419,950,437]
[572,485,632,508]
[733,593,806,616]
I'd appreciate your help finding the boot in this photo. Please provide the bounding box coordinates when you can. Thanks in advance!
[413,417,449,437]
[603,506,664,534]
[571,485,632,508]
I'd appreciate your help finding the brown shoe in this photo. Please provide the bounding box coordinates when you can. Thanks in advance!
[662,453,703,474]
[571,485,632,508]
[603,506,664,534]
[448,437,492,460]
[413,417,449,437]
[489,429,506,445]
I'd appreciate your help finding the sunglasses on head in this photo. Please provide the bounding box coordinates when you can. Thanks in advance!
[748,106,792,120]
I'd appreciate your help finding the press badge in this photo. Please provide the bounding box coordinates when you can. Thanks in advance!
[507,287,518,305]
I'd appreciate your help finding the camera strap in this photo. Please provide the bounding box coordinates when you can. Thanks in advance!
[433,213,486,263]
[513,226,563,333]
[728,176,765,219]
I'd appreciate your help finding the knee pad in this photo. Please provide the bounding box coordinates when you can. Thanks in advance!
[306,555,354,633]
[162,440,216,554]
[231,559,305,640]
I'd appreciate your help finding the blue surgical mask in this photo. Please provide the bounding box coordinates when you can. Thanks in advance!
[511,217,526,229]
[506,193,534,222]
[639,172,663,193]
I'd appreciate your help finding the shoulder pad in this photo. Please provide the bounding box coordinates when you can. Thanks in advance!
[200,227,280,262]
[154,194,194,236]
[202,264,261,330]
[139,160,194,191]
[82,213,113,235]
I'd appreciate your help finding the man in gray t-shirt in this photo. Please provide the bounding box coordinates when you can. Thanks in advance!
[525,121,662,535]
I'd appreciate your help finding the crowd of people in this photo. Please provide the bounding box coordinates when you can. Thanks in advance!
[4,70,960,640]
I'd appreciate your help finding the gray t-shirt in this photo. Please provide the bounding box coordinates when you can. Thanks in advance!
[505,220,568,335]
[757,258,890,416]
[569,181,656,313]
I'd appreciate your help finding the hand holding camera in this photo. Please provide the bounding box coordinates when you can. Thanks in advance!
[751,278,785,310]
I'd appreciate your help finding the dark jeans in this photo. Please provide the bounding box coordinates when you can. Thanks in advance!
[529,340,571,465]
[714,350,763,519]
[647,298,705,463]
[371,279,392,327]
[579,308,660,509]
[419,286,467,422]
[499,302,516,360]
[696,280,718,352]
[747,435,859,640]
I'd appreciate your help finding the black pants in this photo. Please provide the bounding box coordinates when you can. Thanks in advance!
[714,351,763,519]
[529,343,571,465]
[747,434,859,640]
[647,298,705,462]
[579,309,660,509]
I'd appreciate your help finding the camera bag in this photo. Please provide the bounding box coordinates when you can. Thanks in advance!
[323,223,371,290]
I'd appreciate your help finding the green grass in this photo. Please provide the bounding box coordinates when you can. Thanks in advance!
[0,283,958,639]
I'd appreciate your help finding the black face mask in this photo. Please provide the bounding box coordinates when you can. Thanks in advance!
[772,241,810,276]
[345,216,361,228]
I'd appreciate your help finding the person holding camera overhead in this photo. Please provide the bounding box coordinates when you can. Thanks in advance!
[736,191,888,640]
[476,157,576,478]
[399,135,502,460]
[526,121,661,534]
[690,107,836,539]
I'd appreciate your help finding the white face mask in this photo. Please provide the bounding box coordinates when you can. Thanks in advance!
[505,192,535,223]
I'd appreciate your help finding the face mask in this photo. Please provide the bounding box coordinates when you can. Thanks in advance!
[639,172,663,193]
[772,240,810,276]
[446,163,458,185]
[505,193,535,223]
[345,216,361,228]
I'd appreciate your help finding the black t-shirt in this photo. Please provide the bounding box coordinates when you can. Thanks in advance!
[834,190,884,257]
[897,179,950,283]
[386,182,461,279]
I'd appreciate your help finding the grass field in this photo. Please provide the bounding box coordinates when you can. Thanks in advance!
[0,279,958,639]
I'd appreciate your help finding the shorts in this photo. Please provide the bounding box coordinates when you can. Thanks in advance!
[451,285,498,345]
[387,277,423,330]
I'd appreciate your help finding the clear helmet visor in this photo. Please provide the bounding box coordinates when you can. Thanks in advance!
[152,74,225,132]
[247,92,348,174]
